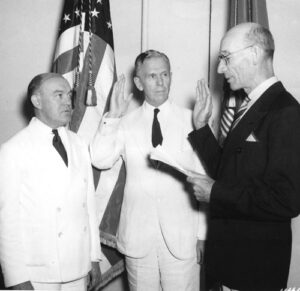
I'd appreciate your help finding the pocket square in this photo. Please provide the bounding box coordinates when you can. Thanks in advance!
[246,132,259,142]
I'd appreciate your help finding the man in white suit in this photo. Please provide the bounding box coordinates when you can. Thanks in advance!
[0,73,101,290]
[90,50,206,291]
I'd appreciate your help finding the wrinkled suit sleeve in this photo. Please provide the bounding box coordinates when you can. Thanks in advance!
[90,115,125,170]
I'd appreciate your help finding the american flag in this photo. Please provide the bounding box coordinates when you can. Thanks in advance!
[52,0,125,288]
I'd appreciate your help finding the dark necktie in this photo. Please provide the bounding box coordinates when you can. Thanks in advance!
[152,108,163,147]
[52,129,68,166]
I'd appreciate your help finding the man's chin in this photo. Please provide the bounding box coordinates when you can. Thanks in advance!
[229,83,240,92]
[61,115,72,126]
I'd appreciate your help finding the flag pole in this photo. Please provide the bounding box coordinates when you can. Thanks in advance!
[141,0,149,52]
[207,0,212,87]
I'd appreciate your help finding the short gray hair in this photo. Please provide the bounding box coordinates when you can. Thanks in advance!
[245,24,275,59]
[134,50,171,76]
[27,72,64,100]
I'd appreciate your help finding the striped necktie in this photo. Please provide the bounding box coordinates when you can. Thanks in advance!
[219,96,236,146]
[231,95,251,129]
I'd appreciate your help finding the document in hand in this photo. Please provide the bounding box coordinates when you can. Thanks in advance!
[149,146,197,176]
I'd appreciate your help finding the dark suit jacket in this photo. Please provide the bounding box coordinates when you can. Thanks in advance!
[189,82,300,290]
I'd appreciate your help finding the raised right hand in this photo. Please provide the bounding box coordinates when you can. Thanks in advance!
[192,79,213,129]
[107,74,133,118]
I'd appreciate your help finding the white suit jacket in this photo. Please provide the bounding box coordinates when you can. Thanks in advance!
[90,100,206,259]
[0,118,101,287]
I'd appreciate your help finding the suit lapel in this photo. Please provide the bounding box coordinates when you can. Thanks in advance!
[223,82,284,151]
[129,107,152,156]
[161,105,185,151]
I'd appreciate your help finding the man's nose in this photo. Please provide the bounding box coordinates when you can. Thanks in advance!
[156,76,163,86]
[64,94,72,106]
[217,60,226,74]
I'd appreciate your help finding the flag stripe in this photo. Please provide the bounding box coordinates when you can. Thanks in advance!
[53,46,79,75]
[54,25,81,62]
[76,47,115,142]
[100,161,126,244]
[70,36,108,132]
[97,245,124,289]
[53,1,124,288]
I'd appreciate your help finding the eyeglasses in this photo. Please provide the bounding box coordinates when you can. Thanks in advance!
[218,45,254,66]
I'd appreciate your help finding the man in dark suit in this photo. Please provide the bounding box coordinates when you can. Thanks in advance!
[187,22,300,290]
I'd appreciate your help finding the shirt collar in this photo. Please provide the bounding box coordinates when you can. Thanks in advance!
[142,99,171,120]
[30,117,67,137]
[248,76,279,104]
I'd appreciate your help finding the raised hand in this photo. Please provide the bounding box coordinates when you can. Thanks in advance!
[193,79,213,129]
[107,74,133,118]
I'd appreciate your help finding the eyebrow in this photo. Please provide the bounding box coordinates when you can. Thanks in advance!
[219,50,230,55]
[53,90,64,94]
[147,70,169,74]
[53,89,72,94]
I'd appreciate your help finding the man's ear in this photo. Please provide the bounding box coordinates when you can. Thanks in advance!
[133,76,143,91]
[251,45,260,65]
[31,94,42,109]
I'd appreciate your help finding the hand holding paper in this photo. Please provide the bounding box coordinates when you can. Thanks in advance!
[149,146,198,176]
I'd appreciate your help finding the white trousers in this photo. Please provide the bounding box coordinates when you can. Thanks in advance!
[32,276,87,291]
[125,229,200,291]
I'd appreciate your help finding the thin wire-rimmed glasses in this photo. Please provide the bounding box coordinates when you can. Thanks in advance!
[218,45,254,66]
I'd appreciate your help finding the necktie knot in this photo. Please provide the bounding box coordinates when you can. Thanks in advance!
[52,129,60,142]
[52,129,68,166]
[241,95,251,107]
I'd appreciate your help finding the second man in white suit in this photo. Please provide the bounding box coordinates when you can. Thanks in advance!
[0,73,101,291]
[90,50,206,291]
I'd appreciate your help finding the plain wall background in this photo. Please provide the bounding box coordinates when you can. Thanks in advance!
[0,1,300,290]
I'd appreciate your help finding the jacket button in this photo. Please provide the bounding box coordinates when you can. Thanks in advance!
[236,147,242,153]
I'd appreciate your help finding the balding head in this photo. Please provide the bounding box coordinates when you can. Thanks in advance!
[27,73,66,100]
[223,22,275,60]
[217,22,275,94]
